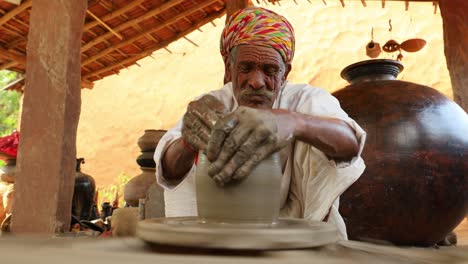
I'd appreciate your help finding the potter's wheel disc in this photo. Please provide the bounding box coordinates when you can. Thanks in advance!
[136,217,339,250]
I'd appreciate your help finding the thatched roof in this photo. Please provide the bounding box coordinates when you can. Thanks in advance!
[0,0,438,90]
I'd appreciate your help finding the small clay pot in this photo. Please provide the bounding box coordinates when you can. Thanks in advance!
[137,130,167,152]
[0,160,15,183]
[196,152,282,224]
[124,167,156,207]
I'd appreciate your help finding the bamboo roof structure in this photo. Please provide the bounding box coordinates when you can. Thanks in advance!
[0,0,439,90]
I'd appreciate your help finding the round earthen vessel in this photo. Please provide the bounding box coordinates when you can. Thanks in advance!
[124,167,156,207]
[137,129,167,152]
[196,152,282,224]
[334,59,468,246]
[72,158,97,221]
[0,159,16,183]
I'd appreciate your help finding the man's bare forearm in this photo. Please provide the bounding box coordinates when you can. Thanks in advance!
[161,138,196,180]
[272,109,359,161]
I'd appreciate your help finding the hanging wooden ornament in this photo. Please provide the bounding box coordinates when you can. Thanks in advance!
[400,38,426,52]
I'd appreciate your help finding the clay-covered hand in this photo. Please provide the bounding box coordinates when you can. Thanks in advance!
[182,95,226,152]
[206,106,294,186]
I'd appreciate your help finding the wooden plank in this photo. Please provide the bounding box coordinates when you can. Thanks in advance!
[83,10,225,81]
[81,0,186,52]
[82,0,220,66]
[0,0,32,28]
[11,0,87,235]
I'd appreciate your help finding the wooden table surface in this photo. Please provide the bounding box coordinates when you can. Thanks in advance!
[0,235,467,264]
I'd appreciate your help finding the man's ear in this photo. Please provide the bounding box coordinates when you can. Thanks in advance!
[282,63,292,83]
[223,61,232,84]
[284,63,291,79]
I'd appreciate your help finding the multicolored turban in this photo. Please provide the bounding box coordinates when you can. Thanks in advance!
[220,7,295,65]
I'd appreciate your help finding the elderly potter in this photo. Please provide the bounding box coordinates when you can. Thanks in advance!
[154,7,366,239]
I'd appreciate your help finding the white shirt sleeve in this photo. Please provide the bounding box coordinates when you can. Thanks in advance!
[279,84,366,240]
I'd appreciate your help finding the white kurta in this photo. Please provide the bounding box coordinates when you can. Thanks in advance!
[153,82,366,240]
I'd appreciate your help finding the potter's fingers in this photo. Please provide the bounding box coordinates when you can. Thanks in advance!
[232,136,279,180]
[189,96,225,129]
[207,124,252,177]
[221,128,270,180]
[206,113,239,161]
[183,113,210,144]
[212,157,241,187]
[182,126,206,151]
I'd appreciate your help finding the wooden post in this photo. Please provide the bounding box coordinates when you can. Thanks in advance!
[439,0,468,112]
[226,0,249,24]
[11,0,87,234]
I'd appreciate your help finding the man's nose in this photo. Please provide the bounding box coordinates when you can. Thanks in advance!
[247,70,266,90]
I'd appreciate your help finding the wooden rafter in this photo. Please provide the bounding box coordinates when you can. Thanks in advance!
[83,0,147,32]
[0,60,17,70]
[86,10,123,39]
[82,0,220,66]
[83,9,225,81]
[81,0,186,52]
[0,45,26,64]
[0,0,32,28]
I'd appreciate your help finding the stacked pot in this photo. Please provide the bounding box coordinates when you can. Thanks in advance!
[124,130,166,218]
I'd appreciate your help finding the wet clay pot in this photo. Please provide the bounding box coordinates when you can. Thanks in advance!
[72,158,98,221]
[196,152,282,224]
[334,59,468,246]
[137,129,167,152]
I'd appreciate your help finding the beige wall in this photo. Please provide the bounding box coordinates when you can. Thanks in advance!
[77,1,451,187]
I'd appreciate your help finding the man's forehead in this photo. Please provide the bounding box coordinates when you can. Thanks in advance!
[234,45,284,64]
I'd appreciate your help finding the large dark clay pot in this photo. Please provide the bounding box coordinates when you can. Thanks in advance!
[334,59,468,246]
[72,158,98,221]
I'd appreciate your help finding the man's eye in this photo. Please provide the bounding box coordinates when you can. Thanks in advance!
[265,67,279,76]
[238,65,250,72]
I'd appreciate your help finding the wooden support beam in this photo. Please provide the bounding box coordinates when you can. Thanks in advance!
[11,0,87,235]
[86,10,123,39]
[82,0,219,66]
[0,0,32,28]
[226,0,248,24]
[440,0,468,112]
[83,10,225,81]
[81,0,186,52]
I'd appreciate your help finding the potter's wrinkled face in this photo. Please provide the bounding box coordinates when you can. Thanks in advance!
[228,45,290,109]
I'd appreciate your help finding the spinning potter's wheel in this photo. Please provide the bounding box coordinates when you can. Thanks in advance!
[136,217,339,250]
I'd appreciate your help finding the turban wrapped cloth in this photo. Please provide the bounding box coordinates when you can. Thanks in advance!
[220,7,295,65]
